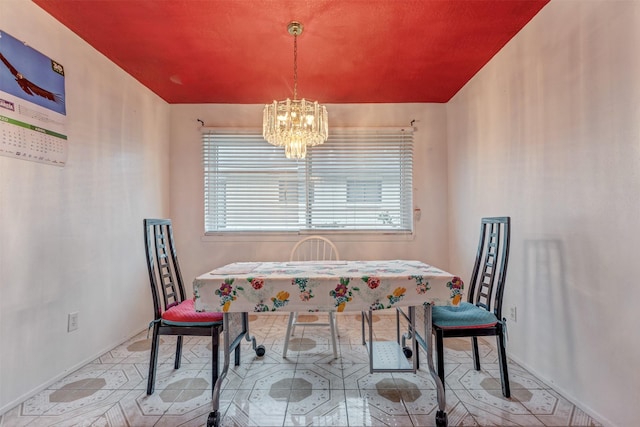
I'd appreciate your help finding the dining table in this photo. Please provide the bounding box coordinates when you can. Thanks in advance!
[193,259,463,427]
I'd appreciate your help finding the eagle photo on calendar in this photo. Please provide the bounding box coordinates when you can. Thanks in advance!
[0,52,62,104]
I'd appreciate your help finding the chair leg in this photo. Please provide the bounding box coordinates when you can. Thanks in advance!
[496,331,511,398]
[211,327,220,396]
[174,335,183,369]
[329,312,338,359]
[147,324,161,395]
[290,312,299,336]
[435,329,446,390]
[283,312,296,357]
[471,336,481,371]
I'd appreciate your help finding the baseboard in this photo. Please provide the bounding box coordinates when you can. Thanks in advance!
[0,328,147,416]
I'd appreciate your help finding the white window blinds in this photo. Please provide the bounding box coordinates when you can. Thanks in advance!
[203,128,413,233]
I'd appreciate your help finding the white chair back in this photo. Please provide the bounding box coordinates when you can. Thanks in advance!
[289,236,339,261]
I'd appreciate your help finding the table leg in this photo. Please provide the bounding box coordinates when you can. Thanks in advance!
[423,304,448,427]
[243,313,266,357]
[207,313,232,427]
[207,313,265,427]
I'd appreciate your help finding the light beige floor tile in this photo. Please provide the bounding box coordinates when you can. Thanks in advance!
[293,364,344,390]
[224,388,288,426]
[39,390,130,425]
[519,388,603,426]
[115,389,162,426]
[489,364,547,390]
[408,390,475,426]
[454,389,545,426]
[284,389,349,426]
[2,314,605,427]
[392,370,438,391]
[345,388,414,426]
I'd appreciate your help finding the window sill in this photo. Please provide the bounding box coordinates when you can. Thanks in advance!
[201,230,414,243]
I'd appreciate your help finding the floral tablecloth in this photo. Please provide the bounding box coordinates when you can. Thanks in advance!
[193,260,463,313]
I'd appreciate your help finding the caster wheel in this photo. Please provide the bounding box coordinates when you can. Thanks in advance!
[255,345,266,357]
[207,410,219,427]
[402,346,413,358]
[435,409,447,427]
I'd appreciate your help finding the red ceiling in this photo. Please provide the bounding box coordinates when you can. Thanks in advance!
[32,0,549,104]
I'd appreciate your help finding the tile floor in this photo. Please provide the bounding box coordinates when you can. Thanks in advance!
[0,313,602,426]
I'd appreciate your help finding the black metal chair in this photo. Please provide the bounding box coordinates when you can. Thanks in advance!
[432,216,511,397]
[144,218,229,395]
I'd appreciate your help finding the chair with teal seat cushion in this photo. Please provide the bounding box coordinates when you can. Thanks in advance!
[432,217,511,397]
[144,219,233,396]
[432,302,499,329]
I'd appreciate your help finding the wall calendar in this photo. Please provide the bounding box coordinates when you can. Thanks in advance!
[0,30,67,167]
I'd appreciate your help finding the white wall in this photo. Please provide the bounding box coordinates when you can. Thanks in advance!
[0,0,171,413]
[169,103,450,283]
[446,1,640,426]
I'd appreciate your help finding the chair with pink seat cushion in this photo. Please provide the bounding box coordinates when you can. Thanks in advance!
[144,218,230,395]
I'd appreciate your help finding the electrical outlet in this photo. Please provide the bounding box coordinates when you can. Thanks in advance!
[68,312,79,332]
[509,306,517,323]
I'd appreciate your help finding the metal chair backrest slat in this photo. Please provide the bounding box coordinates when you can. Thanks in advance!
[467,217,510,319]
[145,219,186,319]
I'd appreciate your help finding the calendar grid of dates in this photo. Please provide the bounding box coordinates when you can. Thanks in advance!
[0,114,67,166]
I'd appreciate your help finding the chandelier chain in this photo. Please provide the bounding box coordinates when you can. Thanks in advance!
[293,32,298,100]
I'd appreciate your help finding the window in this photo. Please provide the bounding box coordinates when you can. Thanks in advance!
[346,180,382,203]
[203,128,413,233]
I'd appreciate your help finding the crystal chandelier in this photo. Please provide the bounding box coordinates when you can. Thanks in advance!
[263,21,328,159]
